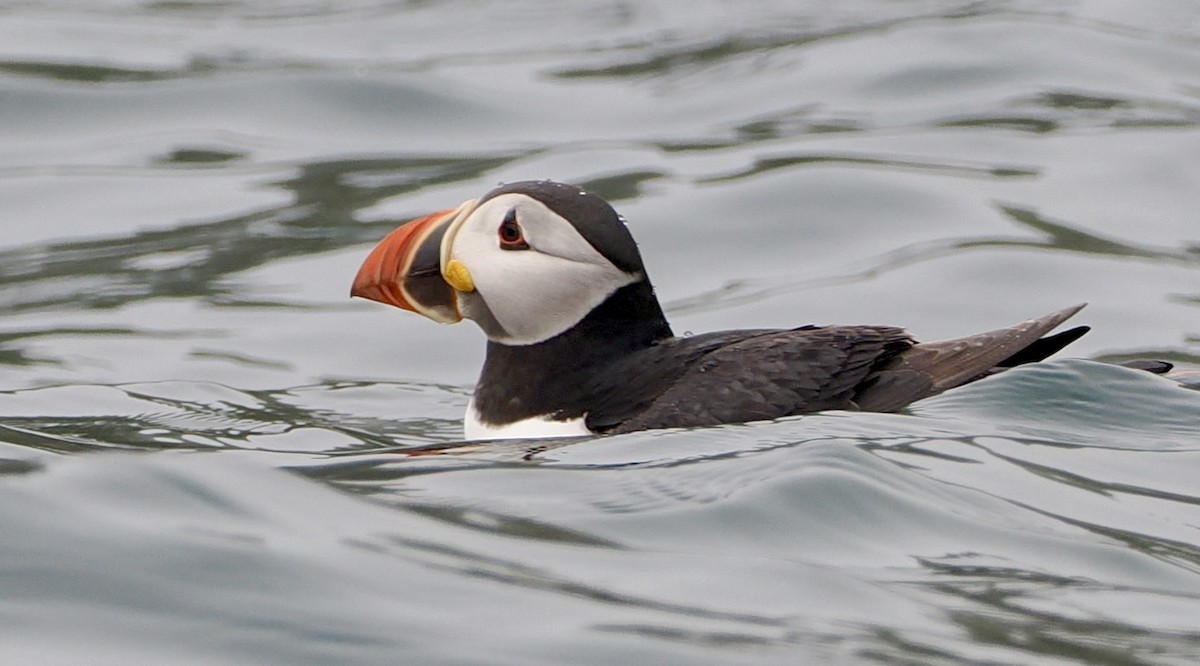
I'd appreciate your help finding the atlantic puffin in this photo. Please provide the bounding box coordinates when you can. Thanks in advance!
[351,180,1098,440]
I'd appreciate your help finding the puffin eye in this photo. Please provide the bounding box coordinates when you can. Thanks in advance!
[497,209,529,250]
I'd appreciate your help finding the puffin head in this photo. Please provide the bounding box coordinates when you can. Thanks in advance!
[351,181,651,345]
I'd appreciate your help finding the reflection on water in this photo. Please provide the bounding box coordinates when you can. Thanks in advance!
[666,203,1200,321]
[701,152,1040,183]
[0,380,464,455]
[939,89,1200,133]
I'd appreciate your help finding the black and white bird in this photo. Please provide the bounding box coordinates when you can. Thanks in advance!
[351,180,1122,440]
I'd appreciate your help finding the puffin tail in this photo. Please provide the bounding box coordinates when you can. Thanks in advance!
[996,325,1090,367]
[855,304,1088,412]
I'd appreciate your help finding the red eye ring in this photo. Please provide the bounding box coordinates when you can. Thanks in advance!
[498,209,529,250]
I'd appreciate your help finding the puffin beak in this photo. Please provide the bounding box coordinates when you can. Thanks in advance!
[350,199,477,324]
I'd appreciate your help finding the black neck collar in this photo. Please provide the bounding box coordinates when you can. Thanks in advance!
[472,279,672,425]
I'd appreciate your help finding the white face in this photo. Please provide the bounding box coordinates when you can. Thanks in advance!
[442,193,640,345]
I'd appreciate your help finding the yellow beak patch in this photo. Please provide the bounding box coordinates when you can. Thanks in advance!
[443,259,476,293]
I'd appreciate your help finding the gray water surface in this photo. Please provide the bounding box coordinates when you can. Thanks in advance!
[2,1,1200,664]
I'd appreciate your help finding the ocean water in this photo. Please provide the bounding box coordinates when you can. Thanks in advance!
[2,1,1199,663]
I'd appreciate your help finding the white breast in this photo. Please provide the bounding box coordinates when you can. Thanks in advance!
[463,398,592,440]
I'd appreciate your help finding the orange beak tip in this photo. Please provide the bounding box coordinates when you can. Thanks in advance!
[350,207,460,315]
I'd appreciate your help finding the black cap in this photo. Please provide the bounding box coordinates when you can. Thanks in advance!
[479,181,645,274]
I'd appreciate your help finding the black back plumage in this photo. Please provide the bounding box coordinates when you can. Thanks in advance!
[596,325,915,434]
[473,301,1090,433]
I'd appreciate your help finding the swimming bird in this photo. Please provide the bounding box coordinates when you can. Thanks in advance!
[352,180,1099,440]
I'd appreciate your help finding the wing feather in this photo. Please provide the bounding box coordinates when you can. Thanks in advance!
[586,305,1088,433]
